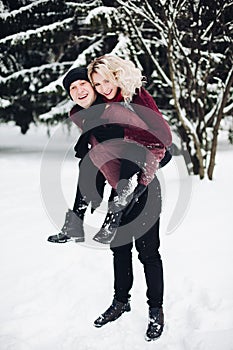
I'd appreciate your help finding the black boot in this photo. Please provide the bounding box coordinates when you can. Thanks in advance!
[47,209,85,243]
[92,210,123,244]
[94,298,131,327]
[145,307,164,341]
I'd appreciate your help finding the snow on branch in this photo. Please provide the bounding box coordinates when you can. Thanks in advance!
[39,99,74,121]
[66,0,101,8]
[72,37,105,65]
[0,61,71,92]
[85,6,119,27]
[201,21,214,41]
[40,38,105,94]
[110,34,132,59]
[0,0,51,19]
[0,98,11,108]
[0,17,74,46]
[215,66,233,115]
[204,67,233,124]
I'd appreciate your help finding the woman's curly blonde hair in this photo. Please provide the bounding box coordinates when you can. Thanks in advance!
[87,55,145,102]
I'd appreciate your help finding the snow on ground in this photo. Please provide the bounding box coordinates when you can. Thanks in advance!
[0,123,233,350]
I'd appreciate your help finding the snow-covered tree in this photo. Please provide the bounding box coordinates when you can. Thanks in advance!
[0,0,232,180]
[111,0,233,179]
[0,0,118,133]
[67,0,233,179]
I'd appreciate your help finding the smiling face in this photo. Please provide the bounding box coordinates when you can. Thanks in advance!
[69,80,96,108]
[91,72,118,100]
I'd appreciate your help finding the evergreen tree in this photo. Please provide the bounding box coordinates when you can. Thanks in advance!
[0,0,232,179]
[0,0,118,133]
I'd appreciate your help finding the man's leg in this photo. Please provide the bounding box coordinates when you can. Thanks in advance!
[133,177,164,341]
[136,223,164,342]
[111,242,134,303]
[135,219,163,308]
[93,241,133,327]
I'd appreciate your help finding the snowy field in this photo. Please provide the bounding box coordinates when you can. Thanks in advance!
[0,123,233,350]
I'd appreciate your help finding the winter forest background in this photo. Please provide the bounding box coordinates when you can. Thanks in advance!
[0,0,232,179]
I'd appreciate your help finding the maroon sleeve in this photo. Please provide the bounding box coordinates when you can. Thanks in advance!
[132,88,172,147]
[124,127,164,148]
[133,87,162,115]
[104,102,168,185]
[124,126,165,186]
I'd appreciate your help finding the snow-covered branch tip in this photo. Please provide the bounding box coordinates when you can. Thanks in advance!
[0,0,52,20]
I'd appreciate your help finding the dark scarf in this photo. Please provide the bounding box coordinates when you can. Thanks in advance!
[74,95,106,159]
[102,88,123,103]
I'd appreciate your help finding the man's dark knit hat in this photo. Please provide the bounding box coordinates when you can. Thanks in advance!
[63,67,89,97]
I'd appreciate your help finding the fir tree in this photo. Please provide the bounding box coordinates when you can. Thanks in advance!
[0,0,232,179]
[0,0,117,133]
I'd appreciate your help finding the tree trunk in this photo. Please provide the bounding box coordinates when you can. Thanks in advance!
[207,69,233,180]
[167,31,205,179]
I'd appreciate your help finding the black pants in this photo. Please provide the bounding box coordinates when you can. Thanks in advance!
[110,176,163,308]
[73,155,141,219]
[74,155,163,307]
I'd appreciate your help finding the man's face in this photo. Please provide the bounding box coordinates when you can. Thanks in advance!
[69,80,96,108]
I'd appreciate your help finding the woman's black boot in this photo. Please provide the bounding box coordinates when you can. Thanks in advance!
[47,209,85,243]
[92,210,123,244]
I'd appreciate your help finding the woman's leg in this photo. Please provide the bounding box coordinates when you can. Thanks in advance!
[48,156,106,243]
[92,158,141,244]
[47,183,87,243]
[72,185,88,219]
[76,155,106,214]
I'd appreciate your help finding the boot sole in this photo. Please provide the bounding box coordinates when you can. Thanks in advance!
[144,334,161,342]
[93,307,131,328]
[47,238,71,243]
[73,238,85,243]
[47,237,85,243]
[93,237,111,244]
[92,231,117,244]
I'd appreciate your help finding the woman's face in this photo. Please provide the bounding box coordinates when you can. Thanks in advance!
[91,72,118,100]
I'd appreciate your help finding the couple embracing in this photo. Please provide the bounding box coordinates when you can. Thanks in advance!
[47,55,172,342]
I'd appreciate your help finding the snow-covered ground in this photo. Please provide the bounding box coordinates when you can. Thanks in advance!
[0,123,233,350]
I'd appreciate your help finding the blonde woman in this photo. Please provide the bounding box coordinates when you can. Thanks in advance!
[87,55,172,341]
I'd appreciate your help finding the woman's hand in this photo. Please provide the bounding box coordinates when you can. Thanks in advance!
[92,124,124,143]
